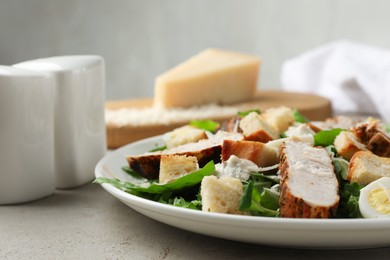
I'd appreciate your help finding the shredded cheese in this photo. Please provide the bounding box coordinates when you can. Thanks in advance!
[105,104,239,127]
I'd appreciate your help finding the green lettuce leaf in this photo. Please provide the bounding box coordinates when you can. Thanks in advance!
[237,109,261,118]
[172,197,202,210]
[239,181,279,217]
[95,161,215,195]
[249,173,279,193]
[292,109,310,123]
[121,166,145,180]
[332,153,362,218]
[190,120,220,133]
[333,158,349,181]
[314,128,344,147]
[149,145,167,152]
[337,182,363,218]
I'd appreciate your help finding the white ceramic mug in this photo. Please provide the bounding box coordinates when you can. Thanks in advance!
[0,66,55,204]
[14,56,106,189]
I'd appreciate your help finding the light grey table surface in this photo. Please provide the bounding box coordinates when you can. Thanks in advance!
[1,182,390,260]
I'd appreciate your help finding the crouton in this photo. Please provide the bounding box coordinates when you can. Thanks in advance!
[163,125,208,149]
[239,112,279,142]
[159,155,198,184]
[334,131,367,160]
[201,176,245,214]
[221,139,278,167]
[348,151,390,186]
[261,106,295,132]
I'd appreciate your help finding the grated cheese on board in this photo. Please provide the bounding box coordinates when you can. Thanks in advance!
[105,104,240,127]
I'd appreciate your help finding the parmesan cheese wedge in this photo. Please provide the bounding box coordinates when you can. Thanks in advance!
[154,48,261,108]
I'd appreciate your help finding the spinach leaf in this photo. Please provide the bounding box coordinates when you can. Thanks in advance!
[333,156,363,218]
[333,158,349,181]
[172,197,202,210]
[239,181,279,217]
[121,166,145,179]
[249,173,279,193]
[190,119,220,133]
[149,145,167,152]
[237,109,261,118]
[94,161,215,195]
[337,182,363,218]
[260,188,280,210]
[314,128,344,147]
[292,109,310,123]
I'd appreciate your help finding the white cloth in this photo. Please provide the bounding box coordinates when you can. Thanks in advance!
[281,40,390,122]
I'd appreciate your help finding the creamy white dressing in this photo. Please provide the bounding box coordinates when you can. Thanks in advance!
[215,155,279,182]
[285,124,316,137]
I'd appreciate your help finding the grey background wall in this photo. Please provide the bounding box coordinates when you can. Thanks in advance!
[1,0,390,100]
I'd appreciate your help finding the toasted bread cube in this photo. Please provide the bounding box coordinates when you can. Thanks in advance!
[239,112,279,142]
[334,131,367,160]
[221,139,278,167]
[201,176,244,214]
[159,155,198,184]
[163,125,208,149]
[348,151,390,185]
[261,106,294,132]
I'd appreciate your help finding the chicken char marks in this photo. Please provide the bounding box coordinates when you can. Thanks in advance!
[279,141,340,218]
[127,131,243,179]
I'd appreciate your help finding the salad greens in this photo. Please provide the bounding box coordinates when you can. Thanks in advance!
[190,119,220,132]
[149,145,167,152]
[122,166,145,179]
[237,109,261,118]
[95,161,215,194]
[292,109,310,123]
[239,180,279,217]
[170,196,202,210]
[314,128,344,147]
[333,158,363,218]
[326,145,363,218]
[239,171,280,217]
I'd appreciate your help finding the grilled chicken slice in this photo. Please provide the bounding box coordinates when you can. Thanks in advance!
[351,119,381,144]
[350,119,390,158]
[279,141,340,218]
[367,132,390,158]
[127,131,243,179]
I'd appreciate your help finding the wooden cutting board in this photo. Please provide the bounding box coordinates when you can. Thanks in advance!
[105,90,332,149]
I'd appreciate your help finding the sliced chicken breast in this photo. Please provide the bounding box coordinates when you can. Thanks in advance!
[127,131,243,179]
[279,141,340,218]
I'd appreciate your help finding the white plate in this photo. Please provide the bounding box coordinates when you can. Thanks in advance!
[95,136,390,249]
